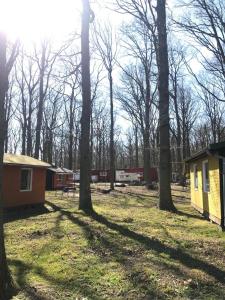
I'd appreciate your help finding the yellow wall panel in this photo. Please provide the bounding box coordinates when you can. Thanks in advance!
[190,155,221,223]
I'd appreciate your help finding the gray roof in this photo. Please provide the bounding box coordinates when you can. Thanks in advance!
[4,154,50,167]
[48,167,74,174]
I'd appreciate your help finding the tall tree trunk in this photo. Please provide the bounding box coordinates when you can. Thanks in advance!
[26,98,33,156]
[90,108,93,169]
[0,31,14,300]
[21,124,26,155]
[79,0,93,211]
[68,88,75,170]
[102,133,106,171]
[68,131,73,170]
[109,71,115,189]
[27,117,32,156]
[34,46,46,159]
[157,0,176,211]
[46,129,53,164]
[143,131,151,184]
[134,125,139,168]
[173,79,182,182]
[143,69,151,186]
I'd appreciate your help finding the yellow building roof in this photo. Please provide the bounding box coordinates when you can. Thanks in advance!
[3,153,50,167]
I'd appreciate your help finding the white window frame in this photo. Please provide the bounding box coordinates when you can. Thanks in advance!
[20,168,33,192]
[193,164,198,190]
[202,160,210,193]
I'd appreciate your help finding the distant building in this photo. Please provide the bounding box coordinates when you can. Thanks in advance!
[74,168,158,183]
[3,154,50,208]
[46,167,74,190]
[186,142,225,227]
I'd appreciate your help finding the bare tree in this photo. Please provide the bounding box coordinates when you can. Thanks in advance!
[199,83,225,143]
[79,0,94,211]
[157,0,176,211]
[42,87,63,163]
[0,32,18,300]
[34,40,61,159]
[93,21,117,190]
[119,20,157,186]
[176,0,225,101]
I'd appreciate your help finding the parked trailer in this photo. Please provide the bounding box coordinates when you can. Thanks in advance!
[115,170,141,182]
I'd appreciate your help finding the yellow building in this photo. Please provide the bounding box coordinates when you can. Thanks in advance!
[186,142,225,227]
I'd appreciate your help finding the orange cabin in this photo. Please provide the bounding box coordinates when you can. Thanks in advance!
[46,167,74,190]
[3,154,50,208]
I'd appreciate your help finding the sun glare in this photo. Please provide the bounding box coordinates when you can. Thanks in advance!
[0,0,82,42]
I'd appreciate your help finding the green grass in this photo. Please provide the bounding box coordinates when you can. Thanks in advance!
[5,186,225,299]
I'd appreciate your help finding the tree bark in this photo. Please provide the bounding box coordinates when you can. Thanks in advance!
[109,71,115,190]
[143,70,151,186]
[0,31,14,300]
[134,125,139,168]
[172,75,182,182]
[79,0,93,211]
[157,0,176,211]
[34,45,46,159]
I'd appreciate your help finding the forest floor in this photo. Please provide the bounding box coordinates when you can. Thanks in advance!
[5,185,225,299]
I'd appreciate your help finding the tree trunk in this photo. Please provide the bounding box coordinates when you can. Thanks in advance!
[143,131,151,185]
[157,0,176,211]
[109,70,115,190]
[21,124,26,155]
[90,108,93,169]
[0,31,14,300]
[134,125,139,168]
[34,46,46,159]
[173,79,183,183]
[79,0,93,211]
[68,88,75,170]
[26,98,33,156]
[144,71,151,186]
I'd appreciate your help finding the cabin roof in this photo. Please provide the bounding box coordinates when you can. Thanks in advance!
[48,167,73,174]
[185,141,225,163]
[4,153,50,167]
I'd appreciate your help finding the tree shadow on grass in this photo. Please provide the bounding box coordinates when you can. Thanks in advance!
[11,199,225,299]
[9,257,101,300]
[47,202,165,299]
[87,210,225,284]
[175,210,205,220]
[46,201,225,285]
[4,205,51,223]
[113,190,203,221]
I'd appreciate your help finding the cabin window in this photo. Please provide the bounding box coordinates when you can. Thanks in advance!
[20,168,32,191]
[193,164,198,189]
[203,161,210,192]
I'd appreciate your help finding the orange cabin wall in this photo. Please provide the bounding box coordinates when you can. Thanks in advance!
[3,165,46,208]
[53,173,73,189]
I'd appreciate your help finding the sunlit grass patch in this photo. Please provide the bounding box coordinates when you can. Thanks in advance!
[6,186,225,299]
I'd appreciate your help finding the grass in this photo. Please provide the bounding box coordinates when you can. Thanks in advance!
[5,185,225,299]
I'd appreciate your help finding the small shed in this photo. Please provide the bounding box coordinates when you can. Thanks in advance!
[3,154,50,208]
[46,167,74,190]
[186,142,225,227]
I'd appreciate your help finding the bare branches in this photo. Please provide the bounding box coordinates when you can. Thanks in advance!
[174,0,225,79]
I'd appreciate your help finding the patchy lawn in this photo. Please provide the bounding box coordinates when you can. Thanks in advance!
[5,185,225,299]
